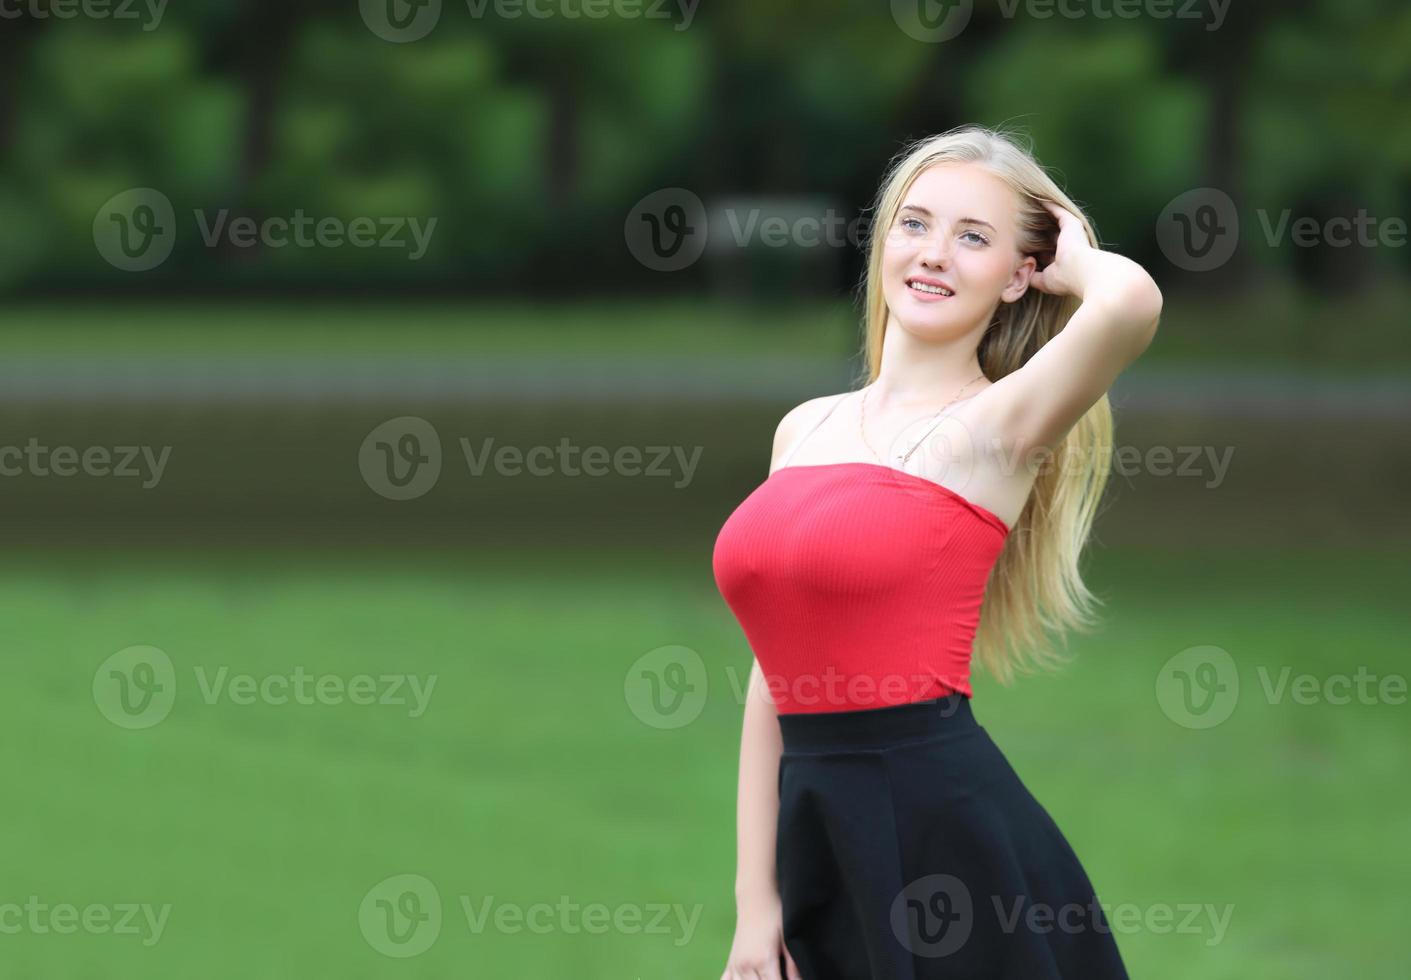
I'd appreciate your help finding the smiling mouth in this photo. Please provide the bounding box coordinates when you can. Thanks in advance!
[906,277,955,297]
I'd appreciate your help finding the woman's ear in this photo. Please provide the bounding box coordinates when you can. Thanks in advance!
[1001,254,1037,303]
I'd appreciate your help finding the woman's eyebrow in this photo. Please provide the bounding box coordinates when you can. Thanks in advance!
[898,205,997,232]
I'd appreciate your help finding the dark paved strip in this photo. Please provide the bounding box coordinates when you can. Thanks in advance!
[0,355,1406,418]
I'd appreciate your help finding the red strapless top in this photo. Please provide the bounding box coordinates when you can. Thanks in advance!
[712,461,1010,715]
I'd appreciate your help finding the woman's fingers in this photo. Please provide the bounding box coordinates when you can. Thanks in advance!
[1044,198,1079,229]
[782,942,804,980]
[1028,267,1055,294]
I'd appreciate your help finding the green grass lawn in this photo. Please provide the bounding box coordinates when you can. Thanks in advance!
[1,542,1405,979]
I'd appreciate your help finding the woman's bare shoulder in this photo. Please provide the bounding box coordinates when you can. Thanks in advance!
[770,391,852,470]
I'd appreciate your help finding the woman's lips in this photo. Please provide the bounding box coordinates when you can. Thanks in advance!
[906,280,954,302]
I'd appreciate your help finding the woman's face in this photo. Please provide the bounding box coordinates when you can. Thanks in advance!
[880,162,1036,339]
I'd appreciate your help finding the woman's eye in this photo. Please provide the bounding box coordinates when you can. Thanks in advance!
[901,217,923,231]
[961,230,990,246]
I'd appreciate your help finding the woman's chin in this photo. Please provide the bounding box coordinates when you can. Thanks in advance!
[889,308,969,341]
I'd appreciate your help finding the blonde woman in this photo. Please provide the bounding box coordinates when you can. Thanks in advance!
[713,125,1160,979]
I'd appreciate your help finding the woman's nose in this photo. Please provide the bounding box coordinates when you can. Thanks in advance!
[920,233,952,267]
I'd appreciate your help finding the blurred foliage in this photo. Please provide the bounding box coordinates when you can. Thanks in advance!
[0,0,1406,300]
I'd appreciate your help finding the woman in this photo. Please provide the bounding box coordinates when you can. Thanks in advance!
[712,125,1161,979]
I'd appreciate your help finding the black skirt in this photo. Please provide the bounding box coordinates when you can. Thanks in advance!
[775,693,1130,980]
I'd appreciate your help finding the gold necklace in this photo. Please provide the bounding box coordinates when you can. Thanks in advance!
[859,373,986,467]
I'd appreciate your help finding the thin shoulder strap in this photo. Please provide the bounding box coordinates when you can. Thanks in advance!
[779,391,854,468]
[898,390,987,464]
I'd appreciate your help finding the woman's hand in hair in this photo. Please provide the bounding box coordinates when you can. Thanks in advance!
[1026,199,1095,300]
[1027,200,1162,327]
[1021,198,1162,334]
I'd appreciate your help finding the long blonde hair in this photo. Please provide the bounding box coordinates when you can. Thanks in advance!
[855,124,1114,687]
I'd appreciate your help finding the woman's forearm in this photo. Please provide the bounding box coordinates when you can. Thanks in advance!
[734,658,784,906]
